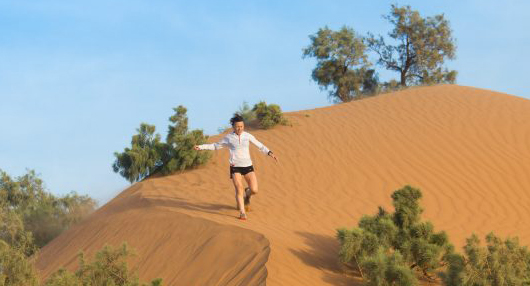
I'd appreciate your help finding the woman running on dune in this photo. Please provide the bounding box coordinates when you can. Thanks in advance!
[194,114,278,220]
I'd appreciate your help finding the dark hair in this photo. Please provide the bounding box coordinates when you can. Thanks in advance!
[230,114,244,126]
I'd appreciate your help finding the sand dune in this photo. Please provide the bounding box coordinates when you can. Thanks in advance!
[35,85,530,285]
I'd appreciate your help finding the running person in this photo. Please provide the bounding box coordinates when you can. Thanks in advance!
[194,114,278,220]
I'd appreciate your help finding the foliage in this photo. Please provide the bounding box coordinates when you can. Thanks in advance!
[337,185,454,284]
[0,169,97,250]
[236,101,256,123]
[367,4,457,86]
[45,243,163,286]
[252,101,288,129]
[113,106,210,182]
[303,26,378,102]
[0,240,39,286]
[160,106,210,175]
[113,124,163,183]
[440,233,530,285]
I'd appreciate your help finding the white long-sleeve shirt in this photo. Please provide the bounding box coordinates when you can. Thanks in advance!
[197,131,270,167]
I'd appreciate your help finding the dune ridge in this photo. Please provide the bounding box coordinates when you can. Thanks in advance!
[36,85,530,285]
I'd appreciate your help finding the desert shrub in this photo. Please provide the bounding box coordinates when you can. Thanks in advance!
[252,101,288,129]
[0,240,39,286]
[113,123,163,183]
[159,106,210,175]
[113,106,210,182]
[440,232,530,285]
[337,185,454,284]
[0,169,97,250]
[236,101,256,123]
[45,243,163,286]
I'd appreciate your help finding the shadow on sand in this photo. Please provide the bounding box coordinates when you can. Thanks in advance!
[143,195,237,218]
[290,231,362,286]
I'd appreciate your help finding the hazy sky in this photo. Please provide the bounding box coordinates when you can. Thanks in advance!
[1,1,528,205]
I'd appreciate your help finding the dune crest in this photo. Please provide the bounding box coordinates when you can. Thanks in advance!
[36,85,530,285]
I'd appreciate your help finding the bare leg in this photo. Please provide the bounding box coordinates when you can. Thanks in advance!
[231,173,246,215]
[244,171,258,195]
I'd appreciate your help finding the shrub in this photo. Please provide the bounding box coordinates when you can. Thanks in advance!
[337,185,454,284]
[45,243,163,286]
[159,106,210,175]
[0,169,97,251]
[113,123,163,183]
[0,240,39,286]
[440,232,530,285]
[236,101,256,123]
[252,101,288,129]
[113,106,211,182]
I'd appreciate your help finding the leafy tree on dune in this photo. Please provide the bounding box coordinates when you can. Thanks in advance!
[113,123,163,183]
[303,26,378,103]
[337,185,454,284]
[366,4,457,87]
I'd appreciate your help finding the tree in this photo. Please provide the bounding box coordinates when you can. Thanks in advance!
[337,185,454,284]
[160,106,210,174]
[252,101,288,129]
[303,26,377,102]
[440,233,530,285]
[113,124,162,183]
[367,5,457,87]
[45,243,163,286]
[0,169,97,250]
[0,240,39,286]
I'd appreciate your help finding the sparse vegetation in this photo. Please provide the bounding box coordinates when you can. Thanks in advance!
[303,26,377,102]
[305,4,457,102]
[0,169,97,250]
[252,101,288,129]
[338,186,530,285]
[440,233,530,285]
[237,101,256,123]
[337,185,454,284]
[113,105,210,183]
[45,243,163,286]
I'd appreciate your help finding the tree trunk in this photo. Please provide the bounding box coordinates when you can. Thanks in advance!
[400,71,407,86]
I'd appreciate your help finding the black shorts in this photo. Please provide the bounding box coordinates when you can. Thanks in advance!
[230,165,254,179]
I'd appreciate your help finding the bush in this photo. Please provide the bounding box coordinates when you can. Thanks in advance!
[252,101,288,129]
[337,185,454,284]
[440,232,530,285]
[0,169,97,251]
[237,101,256,123]
[159,106,210,175]
[113,124,163,183]
[0,240,39,286]
[113,106,210,182]
[45,243,163,286]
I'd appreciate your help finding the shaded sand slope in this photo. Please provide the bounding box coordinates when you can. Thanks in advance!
[36,85,530,285]
[35,185,270,285]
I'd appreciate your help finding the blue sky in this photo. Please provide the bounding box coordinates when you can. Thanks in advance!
[1,1,528,205]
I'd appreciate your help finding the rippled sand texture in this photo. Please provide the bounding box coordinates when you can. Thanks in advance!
[35,85,530,285]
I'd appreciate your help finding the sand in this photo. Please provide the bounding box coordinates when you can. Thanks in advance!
[35,85,530,285]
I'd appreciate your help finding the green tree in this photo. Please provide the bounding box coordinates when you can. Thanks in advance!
[337,186,454,284]
[160,105,210,174]
[0,240,39,286]
[45,243,163,286]
[367,4,457,87]
[113,123,162,183]
[236,101,256,123]
[303,26,377,102]
[252,101,288,129]
[440,233,530,285]
[0,169,97,250]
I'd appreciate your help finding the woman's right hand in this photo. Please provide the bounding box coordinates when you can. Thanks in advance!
[194,146,200,151]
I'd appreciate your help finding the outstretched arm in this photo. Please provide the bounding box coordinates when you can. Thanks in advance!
[194,136,229,151]
[249,134,278,163]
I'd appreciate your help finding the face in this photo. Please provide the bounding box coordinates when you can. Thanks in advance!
[233,121,244,135]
